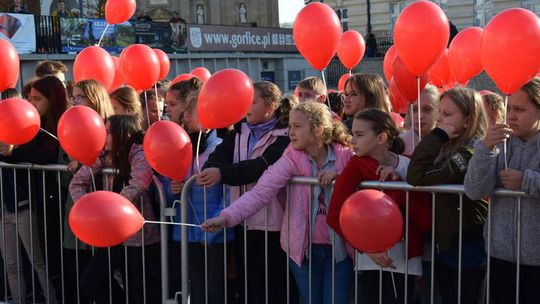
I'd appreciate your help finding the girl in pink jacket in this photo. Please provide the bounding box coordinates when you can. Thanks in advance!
[203,102,354,304]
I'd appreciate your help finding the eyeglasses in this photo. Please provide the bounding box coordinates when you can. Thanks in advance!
[343,91,360,98]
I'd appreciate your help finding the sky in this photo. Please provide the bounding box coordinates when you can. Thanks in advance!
[278,0,305,24]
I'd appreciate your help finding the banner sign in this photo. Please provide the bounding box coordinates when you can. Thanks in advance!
[61,18,135,53]
[0,13,36,54]
[187,24,297,52]
[132,21,187,54]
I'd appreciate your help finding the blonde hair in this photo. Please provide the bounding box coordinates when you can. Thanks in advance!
[482,91,505,123]
[110,86,142,117]
[298,76,327,96]
[423,84,440,102]
[75,80,114,119]
[439,87,488,164]
[291,102,351,146]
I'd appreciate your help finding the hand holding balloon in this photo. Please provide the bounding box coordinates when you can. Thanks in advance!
[201,216,227,233]
[196,168,221,187]
[366,252,396,269]
[0,142,14,157]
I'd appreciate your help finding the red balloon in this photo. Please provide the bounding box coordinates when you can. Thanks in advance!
[293,3,342,70]
[393,0,449,76]
[110,56,126,92]
[143,121,192,181]
[0,39,19,91]
[0,98,40,145]
[58,106,106,166]
[448,27,484,84]
[198,69,254,129]
[480,8,540,95]
[393,57,429,103]
[388,78,409,114]
[337,30,366,70]
[120,44,160,90]
[339,190,403,253]
[69,191,144,247]
[73,46,115,91]
[154,49,170,81]
[171,73,196,85]
[383,45,398,81]
[429,49,451,87]
[105,0,136,24]
[190,67,212,82]
[338,73,352,91]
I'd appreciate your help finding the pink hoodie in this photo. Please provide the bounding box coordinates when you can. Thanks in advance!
[222,143,353,265]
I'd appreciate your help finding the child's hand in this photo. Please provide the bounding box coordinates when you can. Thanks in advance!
[196,168,221,187]
[437,124,460,139]
[499,169,523,190]
[201,216,227,232]
[67,160,80,173]
[170,180,185,194]
[317,170,338,187]
[366,252,396,269]
[376,165,399,182]
[484,124,512,150]
[0,142,14,157]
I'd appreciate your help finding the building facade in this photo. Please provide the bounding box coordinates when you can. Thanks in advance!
[324,0,540,38]
[34,0,279,27]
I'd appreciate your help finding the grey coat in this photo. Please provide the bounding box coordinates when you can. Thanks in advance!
[464,133,540,266]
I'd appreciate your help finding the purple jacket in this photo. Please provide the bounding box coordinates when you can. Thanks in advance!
[229,123,289,231]
[222,143,353,265]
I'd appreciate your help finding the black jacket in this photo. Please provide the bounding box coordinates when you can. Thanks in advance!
[1,131,60,213]
[203,120,290,186]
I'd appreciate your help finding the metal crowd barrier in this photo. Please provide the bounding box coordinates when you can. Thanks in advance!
[174,176,530,304]
[0,162,532,304]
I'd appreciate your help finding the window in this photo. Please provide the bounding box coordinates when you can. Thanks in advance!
[522,0,540,15]
[474,0,493,27]
[335,8,348,31]
[390,2,407,36]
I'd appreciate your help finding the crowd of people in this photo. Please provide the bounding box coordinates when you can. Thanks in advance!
[0,59,538,304]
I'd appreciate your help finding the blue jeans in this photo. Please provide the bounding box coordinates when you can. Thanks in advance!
[289,245,353,304]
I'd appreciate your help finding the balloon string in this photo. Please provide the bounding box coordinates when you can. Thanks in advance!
[144,90,151,128]
[320,69,331,109]
[417,76,422,141]
[503,95,508,170]
[97,23,109,47]
[40,128,59,141]
[196,130,203,174]
[389,267,398,300]
[154,84,161,121]
[409,103,415,148]
[144,220,201,228]
[89,168,96,192]
[348,69,352,75]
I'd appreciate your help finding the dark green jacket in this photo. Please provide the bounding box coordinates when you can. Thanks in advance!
[406,128,487,253]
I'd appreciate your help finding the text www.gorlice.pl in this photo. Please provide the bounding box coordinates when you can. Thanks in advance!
[202,32,294,48]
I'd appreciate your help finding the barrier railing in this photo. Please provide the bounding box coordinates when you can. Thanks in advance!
[0,161,531,303]
[174,176,529,304]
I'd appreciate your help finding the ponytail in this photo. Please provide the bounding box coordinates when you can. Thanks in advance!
[275,94,299,126]
[292,102,352,147]
[331,121,353,147]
